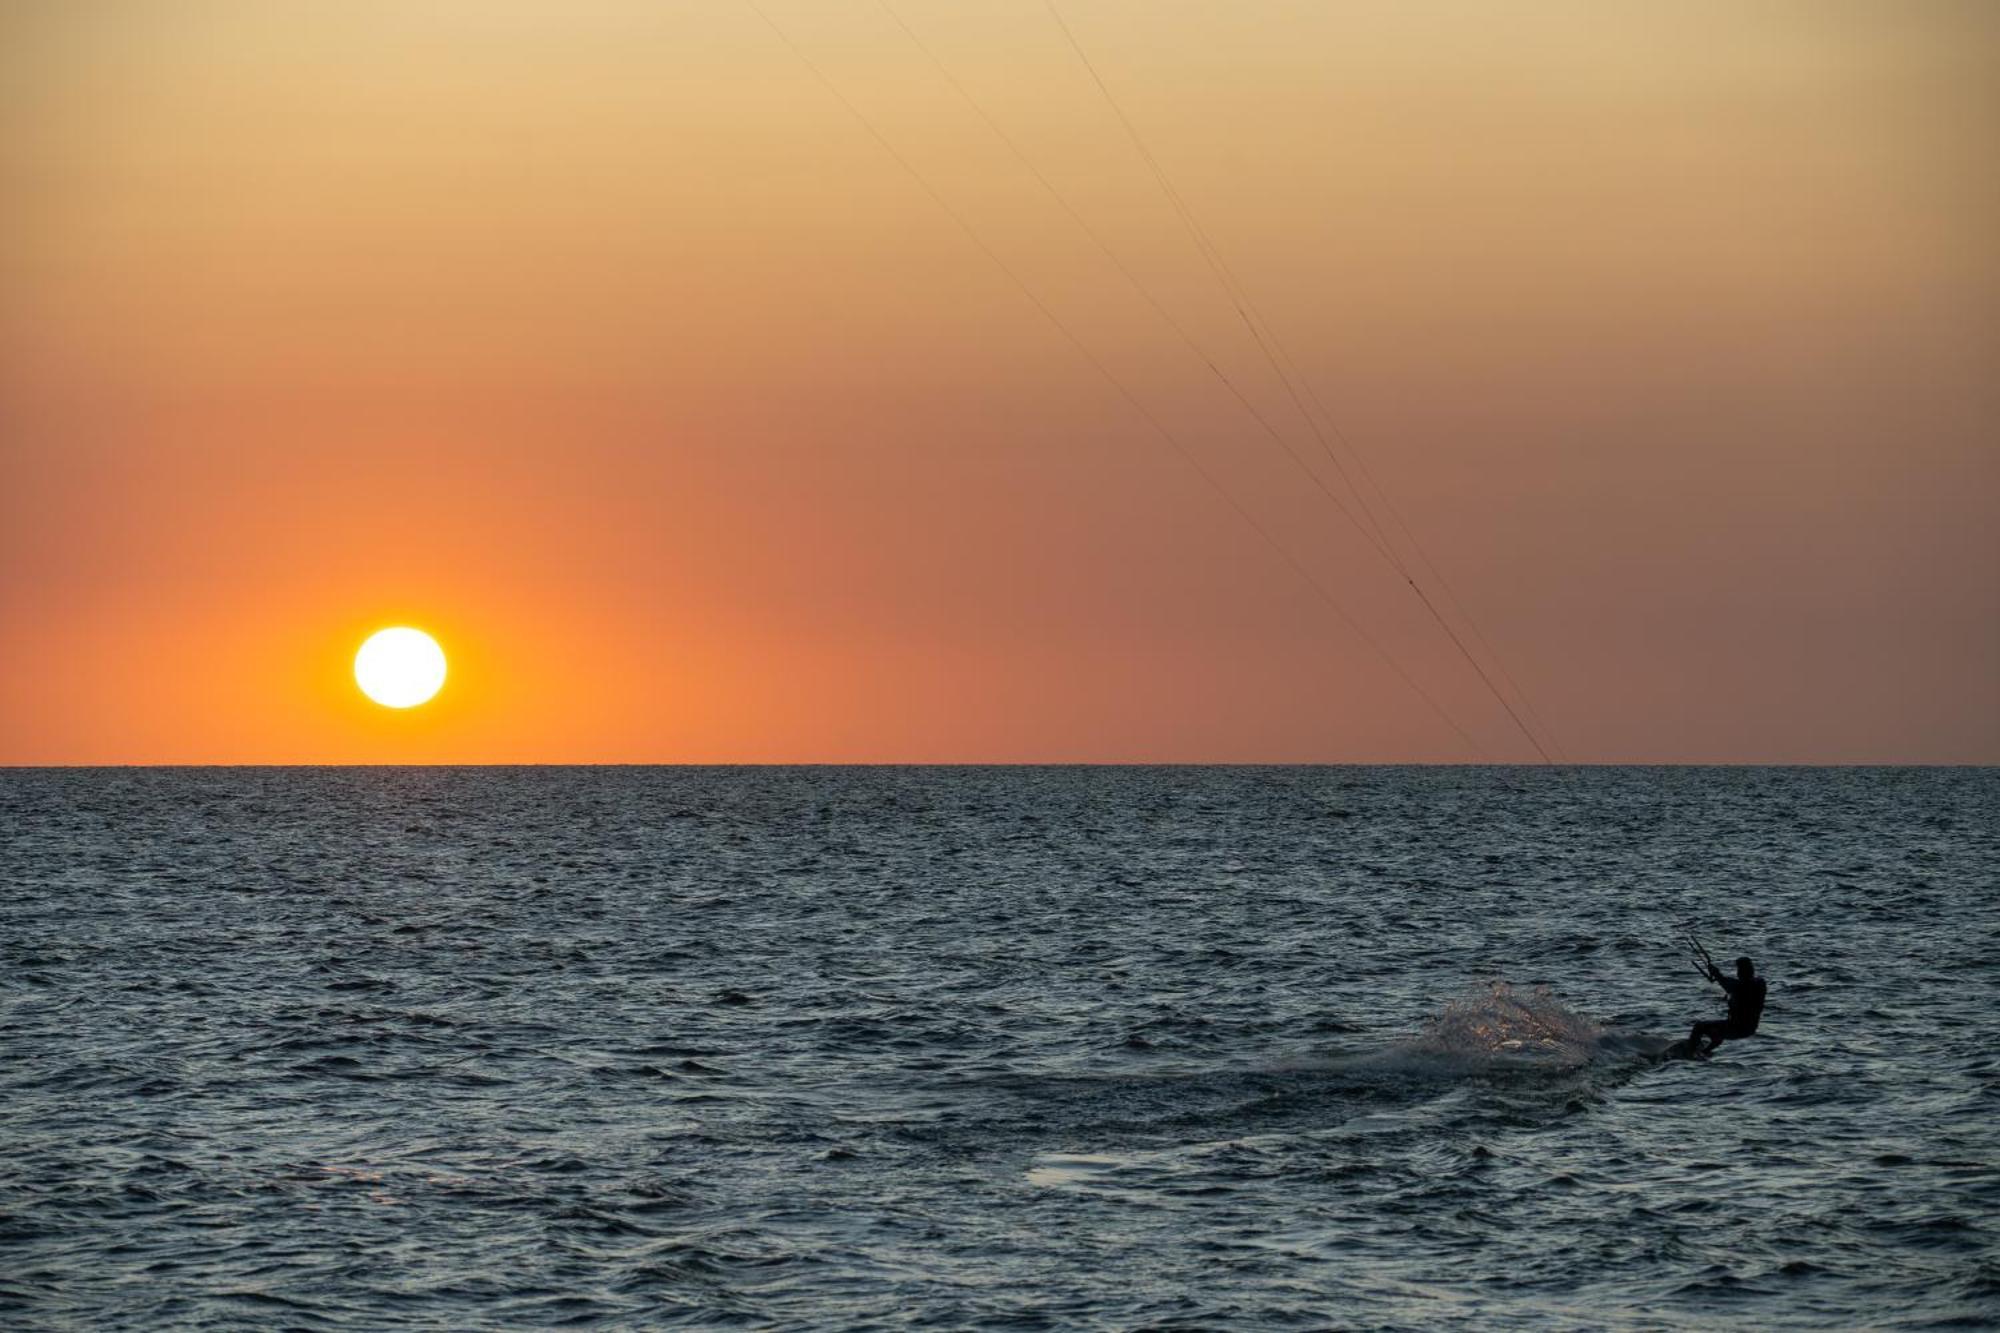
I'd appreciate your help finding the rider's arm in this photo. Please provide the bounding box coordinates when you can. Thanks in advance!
[1712,969,1739,994]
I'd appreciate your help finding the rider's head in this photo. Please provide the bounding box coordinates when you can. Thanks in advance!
[1736,957,1755,980]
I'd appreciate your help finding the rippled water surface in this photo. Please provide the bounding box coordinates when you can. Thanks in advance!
[3,766,1996,1329]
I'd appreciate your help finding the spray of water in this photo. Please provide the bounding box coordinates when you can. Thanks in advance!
[1411,982,1606,1068]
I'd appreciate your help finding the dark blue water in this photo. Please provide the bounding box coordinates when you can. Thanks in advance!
[2,767,1995,1328]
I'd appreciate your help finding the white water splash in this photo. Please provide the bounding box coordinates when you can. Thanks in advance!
[1411,982,1605,1068]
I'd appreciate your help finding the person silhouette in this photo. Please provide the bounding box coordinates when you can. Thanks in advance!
[1688,956,1766,1055]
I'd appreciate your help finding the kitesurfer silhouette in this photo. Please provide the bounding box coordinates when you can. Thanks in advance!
[1687,955,1766,1056]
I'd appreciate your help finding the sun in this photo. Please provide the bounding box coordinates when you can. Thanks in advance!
[354,627,447,709]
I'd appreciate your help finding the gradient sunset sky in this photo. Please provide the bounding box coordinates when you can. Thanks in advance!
[3,1,1995,763]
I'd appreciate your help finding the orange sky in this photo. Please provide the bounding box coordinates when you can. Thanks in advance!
[3,1,1995,763]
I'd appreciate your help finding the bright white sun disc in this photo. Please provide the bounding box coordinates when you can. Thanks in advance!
[354,627,447,708]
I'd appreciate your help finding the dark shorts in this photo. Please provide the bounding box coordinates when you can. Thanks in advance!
[1690,1018,1756,1046]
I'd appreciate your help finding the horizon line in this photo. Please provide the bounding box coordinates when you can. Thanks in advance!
[2,761,1993,771]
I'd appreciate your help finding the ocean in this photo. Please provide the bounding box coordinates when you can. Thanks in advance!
[2,766,1994,1329]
